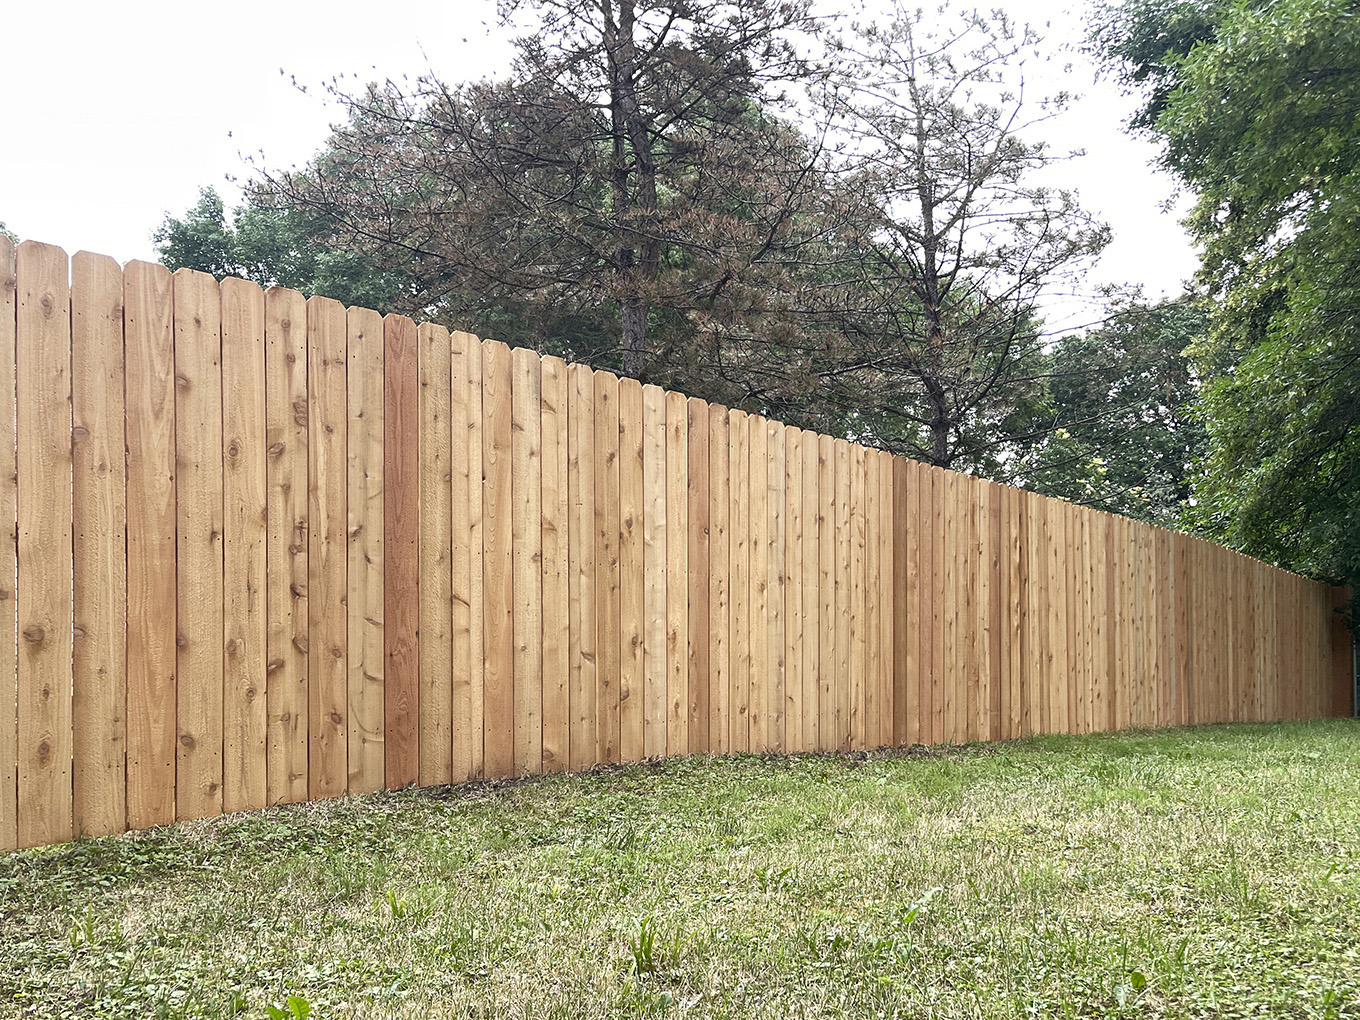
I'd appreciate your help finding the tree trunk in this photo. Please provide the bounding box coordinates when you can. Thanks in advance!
[621,297,648,379]
[926,378,950,467]
[603,0,661,380]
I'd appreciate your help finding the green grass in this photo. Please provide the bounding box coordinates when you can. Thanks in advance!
[3,721,1360,1019]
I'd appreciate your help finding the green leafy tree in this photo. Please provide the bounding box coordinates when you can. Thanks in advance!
[154,187,403,311]
[1097,0,1360,614]
[1012,299,1211,526]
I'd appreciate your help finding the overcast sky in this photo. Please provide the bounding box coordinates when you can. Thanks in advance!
[1,0,1199,334]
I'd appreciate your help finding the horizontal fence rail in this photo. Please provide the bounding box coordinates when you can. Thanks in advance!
[0,237,1352,850]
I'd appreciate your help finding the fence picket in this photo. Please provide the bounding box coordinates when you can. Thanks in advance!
[0,238,14,850]
[801,432,820,752]
[348,309,385,793]
[594,371,621,764]
[511,347,542,776]
[71,252,127,836]
[542,357,570,772]
[643,384,667,759]
[482,341,514,778]
[220,277,265,813]
[16,242,72,847]
[730,410,750,752]
[748,416,768,752]
[766,420,786,753]
[619,378,645,762]
[172,269,224,821]
[783,428,803,752]
[125,260,177,828]
[383,315,419,787]
[308,298,348,800]
[666,391,689,755]
[417,322,452,786]
[568,364,597,770]
[709,406,730,754]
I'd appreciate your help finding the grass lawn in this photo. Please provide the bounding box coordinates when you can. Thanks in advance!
[3,721,1359,1019]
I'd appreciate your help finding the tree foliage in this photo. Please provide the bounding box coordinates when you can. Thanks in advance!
[1098,0,1360,611]
[254,0,826,383]
[808,3,1108,468]
[154,187,403,310]
[1012,299,1210,526]
[158,1,1110,472]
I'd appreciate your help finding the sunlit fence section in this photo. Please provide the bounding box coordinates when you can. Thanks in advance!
[0,237,1352,851]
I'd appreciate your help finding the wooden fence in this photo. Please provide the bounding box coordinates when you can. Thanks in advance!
[0,237,1352,851]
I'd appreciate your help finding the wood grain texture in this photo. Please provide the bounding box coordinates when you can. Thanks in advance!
[511,346,542,776]
[729,410,750,752]
[783,429,803,752]
[71,252,127,836]
[877,453,895,748]
[859,449,875,748]
[219,276,266,814]
[308,297,348,800]
[708,406,730,754]
[383,314,419,787]
[766,420,786,753]
[643,385,667,759]
[124,261,177,829]
[172,269,224,821]
[990,484,1011,745]
[347,308,385,793]
[942,471,960,744]
[665,390,688,756]
[801,432,820,752]
[817,434,835,751]
[16,242,73,847]
[568,364,597,770]
[1006,486,1025,739]
[0,239,15,849]
[449,333,472,781]
[264,287,308,805]
[833,440,851,750]
[618,378,645,762]
[961,476,979,743]
[686,399,710,753]
[895,457,915,746]
[465,339,485,777]
[417,322,452,786]
[481,341,514,778]
[916,463,935,743]
[1046,498,1069,736]
[747,416,768,752]
[541,357,570,772]
[849,445,867,750]
[929,468,946,745]
[593,371,621,764]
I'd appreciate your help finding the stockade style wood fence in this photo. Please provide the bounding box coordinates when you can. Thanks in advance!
[0,237,1352,851]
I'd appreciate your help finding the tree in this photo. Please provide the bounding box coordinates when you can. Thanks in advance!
[0,221,15,244]
[1097,0,1360,607]
[1010,298,1210,526]
[257,0,826,380]
[805,2,1109,468]
[154,187,403,311]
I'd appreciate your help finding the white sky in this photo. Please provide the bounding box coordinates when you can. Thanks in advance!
[1,0,1199,334]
